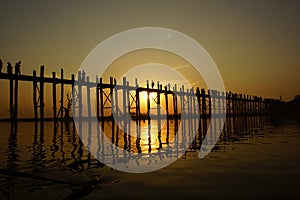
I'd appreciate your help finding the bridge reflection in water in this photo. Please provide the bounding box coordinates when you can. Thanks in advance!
[2,115,263,174]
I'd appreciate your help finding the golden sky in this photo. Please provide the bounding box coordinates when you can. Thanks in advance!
[0,0,299,118]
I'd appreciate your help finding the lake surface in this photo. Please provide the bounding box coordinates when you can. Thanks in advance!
[0,115,299,199]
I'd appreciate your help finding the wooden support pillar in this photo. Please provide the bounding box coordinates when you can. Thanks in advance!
[173,84,178,119]
[99,78,104,121]
[147,80,150,122]
[9,72,14,120]
[52,72,57,122]
[71,74,75,118]
[87,76,91,119]
[165,86,169,120]
[60,68,64,120]
[14,69,18,120]
[157,81,161,131]
[40,66,45,122]
[122,77,127,120]
[33,70,38,121]
[78,71,82,120]
[201,89,206,118]
[127,81,130,116]
[96,82,100,118]
[135,78,140,120]
[110,77,115,119]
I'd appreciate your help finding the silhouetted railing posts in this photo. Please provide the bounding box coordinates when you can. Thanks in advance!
[0,66,284,122]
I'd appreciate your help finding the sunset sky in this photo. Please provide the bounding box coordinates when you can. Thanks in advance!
[0,0,299,118]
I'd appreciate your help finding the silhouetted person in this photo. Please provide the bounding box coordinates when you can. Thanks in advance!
[0,59,3,73]
[7,62,12,74]
[64,94,72,119]
[82,70,86,81]
[15,61,21,75]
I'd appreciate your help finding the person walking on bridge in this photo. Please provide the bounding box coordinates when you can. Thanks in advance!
[7,62,12,74]
[15,61,21,75]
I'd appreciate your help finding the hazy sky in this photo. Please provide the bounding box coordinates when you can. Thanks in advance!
[0,0,299,117]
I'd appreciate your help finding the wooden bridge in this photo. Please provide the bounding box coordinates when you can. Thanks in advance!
[0,65,283,123]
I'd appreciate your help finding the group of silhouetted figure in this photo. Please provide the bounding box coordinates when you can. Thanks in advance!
[0,59,22,75]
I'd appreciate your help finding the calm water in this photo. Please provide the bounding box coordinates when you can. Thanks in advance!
[0,116,299,199]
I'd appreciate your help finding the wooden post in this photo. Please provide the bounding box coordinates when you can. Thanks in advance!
[135,78,140,120]
[114,78,119,120]
[110,77,115,119]
[165,86,169,120]
[33,70,38,121]
[52,72,57,122]
[157,81,161,131]
[87,76,91,119]
[71,74,75,118]
[14,69,18,120]
[99,78,104,121]
[173,84,178,119]
[78,71,82,120]
[127,81,130,115]
[147,80,150,122]
[9,72,14,121]
[60,68,64,120]
[96,80,100,118]
[122,77,127,117]
[201,89,206,118]
[201,89,207,133]
[40,66,45,122]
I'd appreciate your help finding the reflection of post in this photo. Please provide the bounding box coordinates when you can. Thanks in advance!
[7,124,18,173]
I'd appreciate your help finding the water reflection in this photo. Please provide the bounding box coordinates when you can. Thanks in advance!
[0,115,267,173]
[0,115,284,196]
